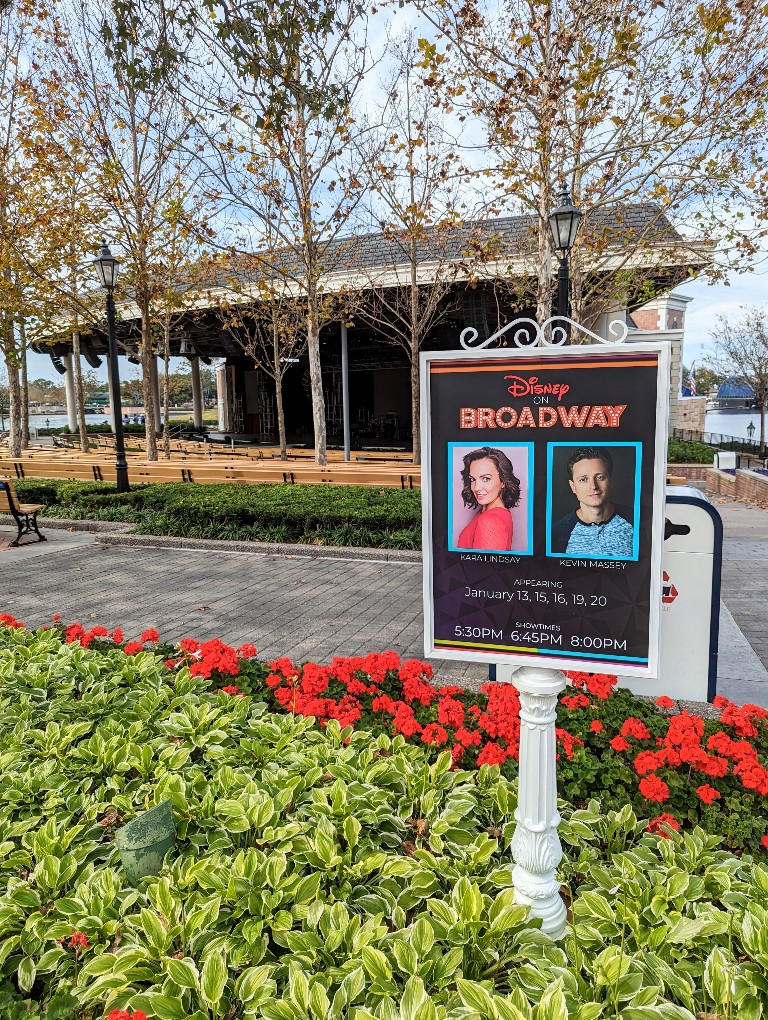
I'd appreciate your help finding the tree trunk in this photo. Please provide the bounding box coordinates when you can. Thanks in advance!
[71,330,91,453]
[163,317,171,460]
[139,302,158,460]
[410,351,421,466]
[306,282,327,465]
[6,360,21,458]
[273,316,287,459]
[19,321,29,449]
[760,397,766,454]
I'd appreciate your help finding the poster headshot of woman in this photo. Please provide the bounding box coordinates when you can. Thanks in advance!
[448,444,533,554]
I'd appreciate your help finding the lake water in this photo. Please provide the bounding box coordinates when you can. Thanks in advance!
[704,409,766,442]
[24,411,193,432]
[27,413,112,431]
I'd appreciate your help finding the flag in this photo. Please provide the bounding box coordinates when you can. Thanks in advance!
[688,366,697,396]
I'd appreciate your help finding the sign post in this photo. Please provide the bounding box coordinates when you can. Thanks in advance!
[509,665,567,936]
[421,318,670,936]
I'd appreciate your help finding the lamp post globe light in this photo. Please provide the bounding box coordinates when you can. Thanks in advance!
[548,188,583,335]
[93,241,129,493]
[747,420,756,442]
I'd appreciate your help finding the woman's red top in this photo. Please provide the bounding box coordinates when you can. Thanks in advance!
[457,507,513,550]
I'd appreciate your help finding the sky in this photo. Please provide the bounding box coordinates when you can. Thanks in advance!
[680,268,768,371]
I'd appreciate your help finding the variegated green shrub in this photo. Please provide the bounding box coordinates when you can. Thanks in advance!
[0,623,766,1019]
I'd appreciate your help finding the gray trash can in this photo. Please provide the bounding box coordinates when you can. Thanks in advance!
[617,485,722,703]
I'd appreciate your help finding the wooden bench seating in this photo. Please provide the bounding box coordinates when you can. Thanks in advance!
[0,480,46,547]
[0,455,421,488]
[0,458,118,482]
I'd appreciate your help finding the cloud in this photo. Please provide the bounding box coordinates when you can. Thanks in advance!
[682,270,768,366]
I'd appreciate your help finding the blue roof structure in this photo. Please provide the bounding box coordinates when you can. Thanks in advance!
[717,377,755,400]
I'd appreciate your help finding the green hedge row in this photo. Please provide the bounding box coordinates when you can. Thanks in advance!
[667,439,715,464]
[14,479,423,549]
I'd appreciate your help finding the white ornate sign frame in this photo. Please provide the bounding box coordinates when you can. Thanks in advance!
[459,314,629,351]
[421,321,669,939]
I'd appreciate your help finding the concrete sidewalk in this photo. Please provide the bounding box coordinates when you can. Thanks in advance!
[1,496,767,705]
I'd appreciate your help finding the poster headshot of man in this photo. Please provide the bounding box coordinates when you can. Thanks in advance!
[448,443,533,554]
[548,445,640,559]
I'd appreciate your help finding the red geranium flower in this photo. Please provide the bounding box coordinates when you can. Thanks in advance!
[392,705,422,738]
[590,719,604,733]
[583,673,616,699]
[59,930,88,955]
[221,685,243,696]
[696,784,721,804]
[421,723,449,746]
[638,774,670,803]
[647,813,680,837]
[556,728,584,759]
[477,741,508,766]
[437,697,465,729]
[620,717,651,741]
[610,736,630,752]
[237,642,258,658]
[720,703,759,738]
[140,628,159,644]
[656,695,675,709]
[454,726,482,748]
[64,623,85,644]
[561,693,590,710]
[634,750,663,775]
[761,835,768,850]
[110,628,124,644]
[123,641,144,656]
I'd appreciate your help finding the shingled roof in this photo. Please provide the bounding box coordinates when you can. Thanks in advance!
[214,202,700,289]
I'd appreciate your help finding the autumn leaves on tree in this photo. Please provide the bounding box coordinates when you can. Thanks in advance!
[2,0,768,460]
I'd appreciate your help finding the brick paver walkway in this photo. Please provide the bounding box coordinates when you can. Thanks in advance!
[1,494,767,701]
[0,534,483,685]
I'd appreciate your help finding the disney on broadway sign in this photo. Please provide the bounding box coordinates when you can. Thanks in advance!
[420,342,670,677]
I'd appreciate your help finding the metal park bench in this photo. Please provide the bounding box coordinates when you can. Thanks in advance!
[0,480,46,547]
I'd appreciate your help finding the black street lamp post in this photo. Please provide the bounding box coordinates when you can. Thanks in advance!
[548,189,583,334]
[93,242,129,492]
